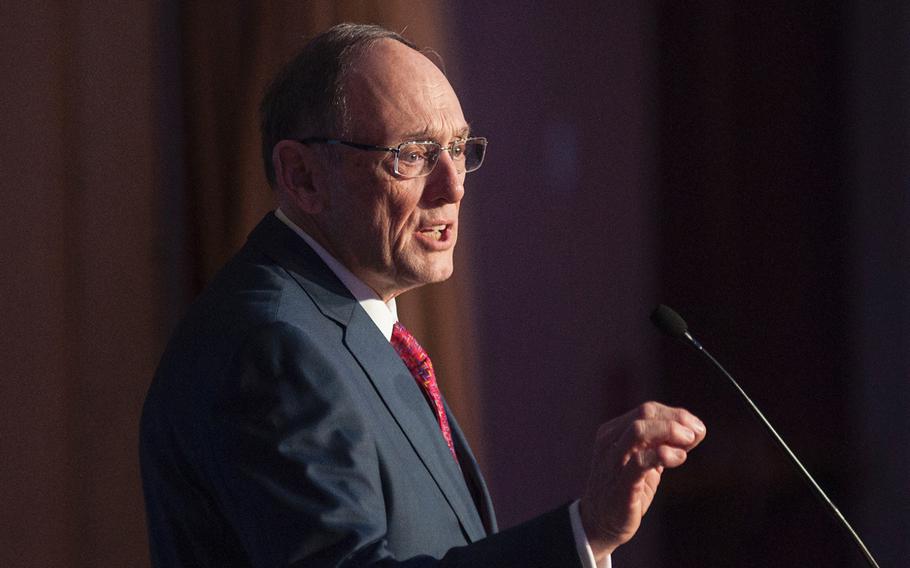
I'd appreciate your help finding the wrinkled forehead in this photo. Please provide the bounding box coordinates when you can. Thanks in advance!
[342,39,467,141]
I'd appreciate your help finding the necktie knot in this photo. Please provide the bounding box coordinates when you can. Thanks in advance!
[392,322,433,374]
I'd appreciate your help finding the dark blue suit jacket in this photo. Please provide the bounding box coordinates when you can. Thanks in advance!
[140,213,580,567]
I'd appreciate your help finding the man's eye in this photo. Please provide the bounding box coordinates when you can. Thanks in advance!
[403,152,424,163]
[450,144,465,158]
[399,146,427,164]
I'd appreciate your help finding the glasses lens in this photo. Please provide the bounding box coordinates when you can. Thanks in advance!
[395,138,487,178]
[462,138,487,173]
[396,142,440,178]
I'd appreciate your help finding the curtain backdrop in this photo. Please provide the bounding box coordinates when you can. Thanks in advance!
[2,3,160,566]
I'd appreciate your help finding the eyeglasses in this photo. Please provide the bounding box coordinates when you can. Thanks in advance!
[298,136,488,179]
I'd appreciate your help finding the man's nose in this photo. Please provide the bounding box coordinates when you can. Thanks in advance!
[422,150,465,204]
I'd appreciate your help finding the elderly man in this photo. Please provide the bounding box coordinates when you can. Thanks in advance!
[140,23,705,567]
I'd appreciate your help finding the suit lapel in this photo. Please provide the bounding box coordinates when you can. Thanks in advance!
[344,311,487,542]
[248,214,488,542]
[447,405,497,535]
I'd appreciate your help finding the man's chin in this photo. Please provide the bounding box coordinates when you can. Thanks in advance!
[396,261,455,292]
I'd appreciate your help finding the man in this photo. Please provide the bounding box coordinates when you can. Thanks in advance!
[140,23,706,567]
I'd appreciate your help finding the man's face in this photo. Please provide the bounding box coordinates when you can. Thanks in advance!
[313,40,470,301]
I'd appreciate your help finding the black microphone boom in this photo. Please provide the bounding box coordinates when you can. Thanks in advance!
[650,304,880,568]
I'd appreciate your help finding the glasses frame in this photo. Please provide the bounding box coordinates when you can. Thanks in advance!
[297,136,487,178]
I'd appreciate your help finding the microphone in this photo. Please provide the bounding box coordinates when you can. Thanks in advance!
[650,304,880,568]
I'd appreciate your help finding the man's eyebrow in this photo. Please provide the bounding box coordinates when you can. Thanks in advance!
[399,124,472,142]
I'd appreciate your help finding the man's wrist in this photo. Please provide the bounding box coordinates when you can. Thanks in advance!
[569,500,613,568]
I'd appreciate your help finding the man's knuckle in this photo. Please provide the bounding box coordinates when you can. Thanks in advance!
[632,419,648,439]
[639,401,659,419]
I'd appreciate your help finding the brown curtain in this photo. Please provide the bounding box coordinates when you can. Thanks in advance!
[0,2,479,567]
[1,3,161,567]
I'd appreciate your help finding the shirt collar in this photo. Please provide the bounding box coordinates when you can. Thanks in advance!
[275,208,398,341]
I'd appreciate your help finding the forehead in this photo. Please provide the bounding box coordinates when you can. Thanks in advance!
[343,39,468,141]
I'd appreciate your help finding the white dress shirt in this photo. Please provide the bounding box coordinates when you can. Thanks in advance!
[275,208,610,568]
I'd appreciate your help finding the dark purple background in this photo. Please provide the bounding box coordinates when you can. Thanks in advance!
[447,2,909,566]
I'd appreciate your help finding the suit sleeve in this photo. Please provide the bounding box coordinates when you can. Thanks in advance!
[205,321,583,567]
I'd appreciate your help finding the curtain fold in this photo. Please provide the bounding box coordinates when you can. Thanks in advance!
[1,3,160,566]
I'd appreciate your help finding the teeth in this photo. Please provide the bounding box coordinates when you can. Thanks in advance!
[420,225,446,240]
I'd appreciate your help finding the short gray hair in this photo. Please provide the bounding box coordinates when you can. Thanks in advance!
[259,23,416,186]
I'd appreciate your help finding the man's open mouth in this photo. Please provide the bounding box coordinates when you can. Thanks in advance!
[419,225,447,241]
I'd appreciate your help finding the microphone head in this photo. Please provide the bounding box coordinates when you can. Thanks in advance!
[650,304,689,338]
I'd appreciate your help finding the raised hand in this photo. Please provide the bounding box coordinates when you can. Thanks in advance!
[580,401,706,560]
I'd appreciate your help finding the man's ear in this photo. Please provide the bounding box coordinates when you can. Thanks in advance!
[272,140,325,214]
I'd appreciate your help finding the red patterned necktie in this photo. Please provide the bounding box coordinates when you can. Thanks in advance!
[390,322,458,462]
